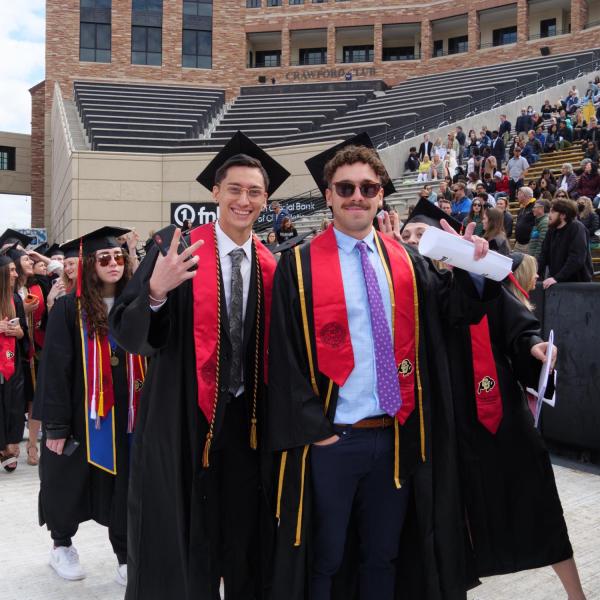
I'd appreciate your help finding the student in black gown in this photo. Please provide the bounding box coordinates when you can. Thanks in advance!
[267,135,503,600]
[110,132,290,600]
[0,254,26,472]
[37,227,145,586]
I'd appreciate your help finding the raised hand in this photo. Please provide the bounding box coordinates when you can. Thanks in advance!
[148,228,203,302]
[530,341,557,370]
[440,219,489,261]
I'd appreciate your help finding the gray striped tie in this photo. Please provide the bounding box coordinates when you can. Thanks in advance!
[228,248,245,395]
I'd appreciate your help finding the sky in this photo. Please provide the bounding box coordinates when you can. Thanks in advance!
[0,1,45,232]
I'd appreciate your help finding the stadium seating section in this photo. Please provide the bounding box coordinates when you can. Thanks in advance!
[74,48,600,154]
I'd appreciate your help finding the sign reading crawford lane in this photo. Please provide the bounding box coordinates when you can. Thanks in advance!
[284,66,376,81]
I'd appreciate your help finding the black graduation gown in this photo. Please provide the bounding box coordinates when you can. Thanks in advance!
[109,244,276,600]
[37,293,130,540]
[447,280,573,577]
[0,294,26,449]
[267,241,501,600]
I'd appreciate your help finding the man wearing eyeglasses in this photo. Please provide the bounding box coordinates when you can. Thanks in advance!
[111,132,290,600]
[267,135,495,600]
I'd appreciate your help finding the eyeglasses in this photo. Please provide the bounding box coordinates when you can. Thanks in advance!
[223,185,265,199]
[472,203,482,207]
[331,181,382,198]
[96,252,125,267]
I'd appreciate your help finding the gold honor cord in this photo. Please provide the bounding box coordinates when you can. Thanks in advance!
[249,243,262,451]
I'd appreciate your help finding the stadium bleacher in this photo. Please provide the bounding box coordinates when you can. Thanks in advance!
[73,48,600,155]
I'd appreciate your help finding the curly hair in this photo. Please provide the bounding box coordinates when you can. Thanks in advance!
[323,145,389,187]
[79,253,132,338]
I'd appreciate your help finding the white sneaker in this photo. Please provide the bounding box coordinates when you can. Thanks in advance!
[115,563,127,587]
[49,545,86,581]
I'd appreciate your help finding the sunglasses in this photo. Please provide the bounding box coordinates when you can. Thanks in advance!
[472,203,482,207]
[96,252,125,267]
[331,181,382,198]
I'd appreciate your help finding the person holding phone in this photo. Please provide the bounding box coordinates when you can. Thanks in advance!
[0,253,25,472]
[110,131,290,600]
[37,227,146,586]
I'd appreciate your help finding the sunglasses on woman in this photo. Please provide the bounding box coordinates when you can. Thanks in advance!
[331,181,382,198]
[96,252,125,267]
[472,203,482,207]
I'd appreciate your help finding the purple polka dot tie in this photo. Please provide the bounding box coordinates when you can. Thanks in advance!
[357,241,402,417]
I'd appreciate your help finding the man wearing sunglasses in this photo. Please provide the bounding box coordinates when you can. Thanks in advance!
[267,135,496,600]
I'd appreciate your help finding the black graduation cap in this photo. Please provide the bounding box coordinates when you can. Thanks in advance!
[60,226,131,257]
[304,132,396,199]
[196,131,290,197]
[1,243,27,263]
[402,198,462,234]
[271,229,315,254]
[44,243,65,258]
[511,252,525,272]
[0,228,34,249]
[0,254,12,267]
[33,242,49,255]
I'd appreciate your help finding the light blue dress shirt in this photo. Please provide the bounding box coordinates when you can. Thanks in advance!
[332,227,392,424]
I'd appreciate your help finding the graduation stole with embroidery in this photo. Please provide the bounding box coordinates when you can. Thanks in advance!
[309,226,423,428]
[0,298,17,381]
[190,222,276,467]
[469,315,503,434]
[78,306,146,474]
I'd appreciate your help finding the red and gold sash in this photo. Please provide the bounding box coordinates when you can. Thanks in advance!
[0,299,16,381]
[190,222,276,465]
[469,315,503,434]
[29,283,46,350]
[310,226,419,424]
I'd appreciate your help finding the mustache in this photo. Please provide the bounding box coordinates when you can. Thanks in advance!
[340,201,371,210]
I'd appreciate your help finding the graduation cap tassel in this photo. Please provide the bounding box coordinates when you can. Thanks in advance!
[202,433,213,468]
[76,238,83,298]
[394,419,402,489]
[250,419,257,450]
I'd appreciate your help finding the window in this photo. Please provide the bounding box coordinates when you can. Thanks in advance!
[80,0,111,62]
[289,0,304,4]
[246,0,261,6]
[343,45,373,63]
[132,26,162,65]
[255,50,281,67]
[312,0,327,3]
[492,26,517,46]
[448,35,467,55]
[0,147,16,171]
[299,47,327,65]
[183,29,212,68]
[540,18,557,38]
[433,39,443,57]
[132,0,162,9]
[267,0,282,5]
[383,46,415,61]
[183,0,212,16]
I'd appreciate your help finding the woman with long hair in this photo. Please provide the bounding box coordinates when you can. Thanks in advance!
[463,195,484,236]
[482,207,511,255]
[0,255,25,472]
[577,196,600,246]
[506,253,538,311]
[38,227,145,585]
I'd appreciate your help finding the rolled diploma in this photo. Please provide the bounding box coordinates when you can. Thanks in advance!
[418,226,513,282]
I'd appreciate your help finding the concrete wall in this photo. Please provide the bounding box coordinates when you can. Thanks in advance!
[0,132,31,196]
[378,72,596,179]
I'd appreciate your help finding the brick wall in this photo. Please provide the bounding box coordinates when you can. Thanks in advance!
[29,81,45,228]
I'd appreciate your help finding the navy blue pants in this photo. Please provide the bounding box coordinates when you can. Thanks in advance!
[310,426,411,600]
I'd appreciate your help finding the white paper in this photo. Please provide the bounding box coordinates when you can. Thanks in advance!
[418,227,513,281]
[534,330,555,427]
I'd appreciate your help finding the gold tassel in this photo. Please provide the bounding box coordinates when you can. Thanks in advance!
[294,445,310,547]
[250,418,258,450]
[202,433,213,468]
[276,451,288,521]
[394,419,402,489]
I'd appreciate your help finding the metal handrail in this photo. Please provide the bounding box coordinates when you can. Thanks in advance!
[479,40,516,50]
[537,84,545,92]
[371,55,600,146]
[432,47,468,58]
[438,120,449,127]
[528,28,570,41]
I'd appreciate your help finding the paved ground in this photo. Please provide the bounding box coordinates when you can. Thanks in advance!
[1,442,598,600]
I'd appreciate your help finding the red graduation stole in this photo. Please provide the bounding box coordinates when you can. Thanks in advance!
[310,226,418,424]
[469,315,503,434]
[29,283,46,350]
[190,223,276,450]
[0,299,16,381]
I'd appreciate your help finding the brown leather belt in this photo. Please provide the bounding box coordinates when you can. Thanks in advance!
[338,416,394,429]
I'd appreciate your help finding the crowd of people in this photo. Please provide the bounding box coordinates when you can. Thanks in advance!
[0,129,591,600]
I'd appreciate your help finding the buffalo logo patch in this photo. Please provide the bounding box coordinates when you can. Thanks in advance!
[320,322,345,348]
[398,359,413,377]
[6,350,14,360]
[477,376,496,394]
[134,379,143,392]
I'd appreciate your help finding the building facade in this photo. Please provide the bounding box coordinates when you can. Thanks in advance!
[34,0,600,234]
